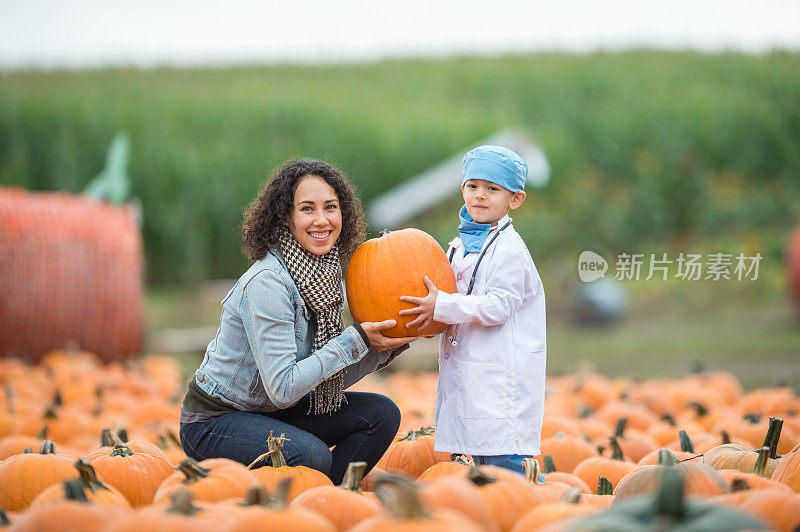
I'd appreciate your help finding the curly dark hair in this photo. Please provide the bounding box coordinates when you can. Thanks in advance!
[242,159,366,262]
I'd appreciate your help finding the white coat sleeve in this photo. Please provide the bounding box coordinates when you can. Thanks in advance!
[433,248,532,327]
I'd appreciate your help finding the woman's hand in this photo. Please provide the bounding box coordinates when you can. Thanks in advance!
[360,320,418,351]
[399,276,439,334]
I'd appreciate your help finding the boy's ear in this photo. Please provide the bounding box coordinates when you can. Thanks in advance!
[509,191,526,210]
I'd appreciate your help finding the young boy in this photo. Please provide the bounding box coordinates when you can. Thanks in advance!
[400,145,546,476]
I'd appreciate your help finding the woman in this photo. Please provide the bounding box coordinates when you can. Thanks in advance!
[179,159,416,484]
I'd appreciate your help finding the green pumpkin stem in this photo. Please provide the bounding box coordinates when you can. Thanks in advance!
[101,428,125,447]
[561,488,582,504]
[176,458,211,484]
[678,431,696,453]
[767,417,783,459]
[373,473,430,519]
[340,461,368,492]
[118,428,129,443]
[750,446,771,477]
[597,476,614,495]
[731,478,750,492]
[721,431,731,444]
[657,449,678,466]
[399,427,435,441]
[271,477,292,509]
[661,414,677,426]
[63,479,90,503]
[22,447,33,454]
[654,468,686,519]
[614,418,628,438]
[688,401,708,417]
[168,489,199,515]
[75,458,108,492]
[467,467,498,487]
[39,440,56,455]
[36,424,49,440]
[543,455,557,474]
[241,485,271,507]
[609,437,625,461]
[0,509,9,525]
[110,444,134,457]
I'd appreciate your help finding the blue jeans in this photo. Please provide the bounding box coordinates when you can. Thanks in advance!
[473,454,546,482]
[180,392,400,485]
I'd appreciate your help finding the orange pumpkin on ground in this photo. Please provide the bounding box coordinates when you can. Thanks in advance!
[417,454,473,481]
[248,432,333,502]
[291,462,381,532]
[229,481,336,532]
[86,441,174,507]
[572,437,636,491]
[153,457,260,503]
[375,426,450,478]
[419,474,500,532]
[537,433,597,474]
[510,489,599,532]
[541,455,591,493]
[771,441,800,493]
[29,458,131,511]
[103,490,225,532]
[345,228,457,337]
[0,440,77,511]
[350,474,484,532]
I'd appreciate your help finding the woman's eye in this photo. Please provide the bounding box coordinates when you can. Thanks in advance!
[326,204,338,210]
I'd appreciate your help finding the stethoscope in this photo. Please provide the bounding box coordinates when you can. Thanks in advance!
[446,220,512,347]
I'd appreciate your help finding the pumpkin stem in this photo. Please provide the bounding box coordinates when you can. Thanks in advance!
[466,467,497,487]
[63,479,90,503]
[661,414,677,426]
[543,455,557,474]
[271,477,292,510]
[609,437,625,461]
[4,383,14,413]
[678,431,695,453]
[578,405,593,419]
[379,229,391,237]
[53,389,63,406]
[687,401,708,417]
[101,428,125,447]
[721,431,731,444]
[118,428,129,443]
[35,424,49,440]
[399,427,435,441]
[656,449,678,466]
[241,485,271,507]
[39,440,56,455]
[560,488,582,504]
[373,473,430,519]
[75,458,108,492]
[654,468,685,520]
[614,418,628,438]
[744,412,761,424]
[597,476,613,495]
[22,447,33,454]
[731,478,750,492]
[449,454,473,466]
[522,458,544,485]
[176,458,211,484]
[110,444,134,457]
[750,446,771,478]
[166,429,182,448]
[340,461,368,492]
[767,417,783,459]
[168,489,199,516]
[0,509,9,526]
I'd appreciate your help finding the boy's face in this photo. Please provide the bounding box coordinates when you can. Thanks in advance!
[462,179,526,226]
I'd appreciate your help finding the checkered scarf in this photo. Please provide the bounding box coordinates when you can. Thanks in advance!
[279,228,346,414]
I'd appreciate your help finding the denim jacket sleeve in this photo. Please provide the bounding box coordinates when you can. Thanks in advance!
[240,268,370,410]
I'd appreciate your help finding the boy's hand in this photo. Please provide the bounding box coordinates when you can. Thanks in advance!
[399,276,439,334]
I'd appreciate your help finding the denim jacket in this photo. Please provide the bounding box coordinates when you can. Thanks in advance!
[183,248,404,422]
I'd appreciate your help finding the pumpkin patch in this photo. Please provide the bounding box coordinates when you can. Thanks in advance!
[1,353,798,530]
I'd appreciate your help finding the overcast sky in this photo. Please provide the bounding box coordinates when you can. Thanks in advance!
[2,0,799,70]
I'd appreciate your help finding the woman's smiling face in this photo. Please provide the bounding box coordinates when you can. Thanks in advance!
[289,175,342,256]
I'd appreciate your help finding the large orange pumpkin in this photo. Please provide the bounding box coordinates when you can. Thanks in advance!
[0,440,77,511]
[345,228,457,337]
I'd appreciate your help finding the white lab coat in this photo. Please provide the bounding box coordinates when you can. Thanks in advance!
[432,214,546,456]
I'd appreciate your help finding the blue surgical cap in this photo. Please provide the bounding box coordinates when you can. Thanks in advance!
[462,145,527,193]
